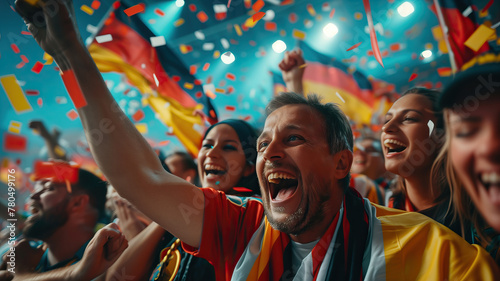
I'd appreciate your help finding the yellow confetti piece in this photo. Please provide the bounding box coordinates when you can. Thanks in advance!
[8,121,22,134]
[54,145,66,157]
[213,50,221,59]
[465,24,495,52]
[43,52,53,65]
[135,124,148,134]
[234,24,242,36]
[306,4,316,16]
[431,26,444,41]
[184,82,194,90]
[215,88,225,94]
[244,17,258,28]
[174,18,185,27]
[179,44,190,54]
[424,43,433,50]
[438,40,448,54]
[81,5,94,15]
[292,29,306,40]
[354,12,363,20]
[479,9,488,18]
[65,179,72,193]
[1,75,33,114]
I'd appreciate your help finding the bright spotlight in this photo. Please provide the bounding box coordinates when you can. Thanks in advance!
[272,40,287,53]
[398,2,414,17]
[421,50,432,58]
[221,51,235,64]
[175,0,185,7]
[323,23,338,38]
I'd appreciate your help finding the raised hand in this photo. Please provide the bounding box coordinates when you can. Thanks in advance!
[15,0,84,71]
[278,49,305,94]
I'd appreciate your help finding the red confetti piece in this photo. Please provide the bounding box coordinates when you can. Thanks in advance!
[61,69,87,108]
[25,90,39,95]
[409,73,418,82]
[209,109,216,118]
[197,11,209,23]
[195,92,203,99]
[329,8,335,18]
[252,12,266,23]
[154,8,165,16]
[346,42,362,51]
[244,0,251,8]
[16,62,25,69]
[227,0,231,8]
[227,86,234,94]
[289,13,297,23]
[34,161,79,184]
[226,73,236,80]
[124,4,145,17]
[437,67,452,77]
[4,133,27,152]
[190,65,197,75]
[225,106,236,111]
[37,98,43,107]
[112,1,120,9]
[132,109,145,122]
[411,53,417,60]
[21,31,31,35]
[249,40,257,46]
[172,76,181,82]
[11,44,20,54]
[189,4,196,12]
[363,0,384,68]
[435,81,443,88]
[390,43,401,52]
[252,0,264,12]
[158,140,170,146]
[194,79,203,85]
[31,61,44,73]
[264,22,277,31]
[244,116,251,121]
[67,109,79,120]
[481,0,493,13]
[281,0,294,5]
[381,50,389,57]
[91,0,100,10]
[20,55,29,63]
[202,63,210,71]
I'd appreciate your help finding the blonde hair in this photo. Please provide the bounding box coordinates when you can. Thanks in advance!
[439,110,490,245]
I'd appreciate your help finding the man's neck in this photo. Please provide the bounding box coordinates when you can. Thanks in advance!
[44,224,94,265]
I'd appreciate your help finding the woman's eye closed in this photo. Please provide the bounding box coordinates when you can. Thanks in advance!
[223,145,237,151]
[202,143,214,149]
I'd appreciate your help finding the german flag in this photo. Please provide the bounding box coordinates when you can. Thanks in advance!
[89,2,217,156]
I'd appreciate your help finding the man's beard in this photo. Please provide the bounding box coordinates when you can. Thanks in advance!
[24,199,69,240]
[264,175,332,236]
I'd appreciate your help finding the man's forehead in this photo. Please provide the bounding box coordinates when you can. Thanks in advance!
[265,104,319,127]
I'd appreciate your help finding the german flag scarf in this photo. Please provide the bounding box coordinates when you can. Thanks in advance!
[239,188,369,281]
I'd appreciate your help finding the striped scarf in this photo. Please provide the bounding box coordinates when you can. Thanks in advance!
[244,188,369,281]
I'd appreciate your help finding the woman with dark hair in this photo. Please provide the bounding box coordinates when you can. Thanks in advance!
[104,119,260,281]
[382,87,470,240]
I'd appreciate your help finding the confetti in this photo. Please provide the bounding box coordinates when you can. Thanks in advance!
[8,121,22,134]
[465,24,495,51]
[4,133,27,152]
[150,36,166,47]
[190,65,197,75]
[226,73,236,80]
[214,4,227,20]
[281,0,294,5]
[427,120,434,136]
[31,61,44,74]
[43,52,53,65]
[215,88,225,94]
[227,0,231,8]
[24,0,39,6]
[61,70,87,109]
[354,12,363,20]
[124,4,145,17]
[335,92,345,103]
[1,75,33,114]
[329,8,335,18]
[155,8,165,16]
[132,109,145,122]
[202,63,210,71]
[234,24,243,36]
[306,4,316,16]
[462,6,473,17]
[67,109,79,120]
[202,43,214,51]
[180,44,193,54]
[252,11,266,23]
[289,13,297,23]
[225,106,235,111]
[80,5,94,15]
[194,30,205,40]
[25,90,39,96]
[91,0,101,10]
[96,34,113,43]
[252,0,264,12]
[409,73,418,82]
[188,4,197,12]
[481,0,493,13]
[264,22,277,31]
[197,11,209,23]
[21,31,31,35]
[158,140,170,146]
[54,146,66,157]
[20,55,29,63]
[292,29,306,40]
[37,98,43,107]
[174,18,185,27]
[220,38,230,49]
[184,82,194,90]
[346,42,362,51]
[389,43,401,52]
[213,50,220,59]
[437,67,452,77]
[11,44,20,54]
[363,0,384,67]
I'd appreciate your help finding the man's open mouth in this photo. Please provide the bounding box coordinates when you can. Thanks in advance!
[268,172,298,201]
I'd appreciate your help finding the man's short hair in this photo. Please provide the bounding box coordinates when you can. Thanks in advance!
[266,92,353,190]
[73,169,108,219]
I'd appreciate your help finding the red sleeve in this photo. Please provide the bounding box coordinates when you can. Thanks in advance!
[182,187,264,281]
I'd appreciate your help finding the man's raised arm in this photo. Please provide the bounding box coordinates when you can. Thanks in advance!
[14,0,203,247]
